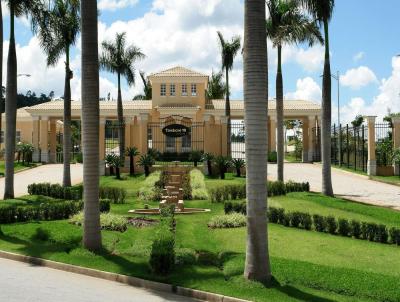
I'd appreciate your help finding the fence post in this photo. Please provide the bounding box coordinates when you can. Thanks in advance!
[365,116,377,176]
[339,124,342,166]
[392,116,400,176]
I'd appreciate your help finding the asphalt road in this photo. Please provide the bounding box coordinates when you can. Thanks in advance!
[0,258,200,302]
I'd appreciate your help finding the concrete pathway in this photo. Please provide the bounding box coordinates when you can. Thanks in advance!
[268,163,400,210]
[0,258,199,302]
[0,164,83,198]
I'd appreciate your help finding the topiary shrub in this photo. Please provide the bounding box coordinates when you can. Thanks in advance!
[224,200,246,215]
[208,213,246,229]
[326,216,337,234]
[338,219,351,237]
[149,226,175,275]
[289,212,302,228]
[313,214,326,232]
[376,224,388,244]
[70,212,127,232]
[268,181,286,196]
[190,169,208,200]
[99,186,127,204]
[389,227,400,245]
[350,220,362,239]
[268,207,279,223]
[299,213,312,230]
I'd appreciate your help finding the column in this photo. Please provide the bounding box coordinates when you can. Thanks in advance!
[99,118,106,176]
[49,119,57,163]
[365,116,377,176]
[302,117,310,163]
[307,116,316,162]
[32,117,40,162]
[124,117,132,168]
[39,117,49,162]
[220,116,228,157]
[392,116,400,176]
[139,113,149,155]
[269,116,277,152]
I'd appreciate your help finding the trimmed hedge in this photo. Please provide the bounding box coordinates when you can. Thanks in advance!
[211,180,310,203]
[208,213,247,229]
[0,199,110,224]
[28,183,126,205]
[267,206,400,247]
[70,212,127,232]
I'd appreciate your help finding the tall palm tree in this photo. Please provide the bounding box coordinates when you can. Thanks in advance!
[81,0,101,251]
[243,0,271,282]
[266,0,323,182]
[217,31,241,156]
[100,33,145,158]
[299,0,335,196]
[0,3,3,152]
[206,70,226,100]
[3,0,42,199]
[34,0,80,187]
[133,71,152,100]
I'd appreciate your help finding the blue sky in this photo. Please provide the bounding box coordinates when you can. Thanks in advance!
[3,0,400,123]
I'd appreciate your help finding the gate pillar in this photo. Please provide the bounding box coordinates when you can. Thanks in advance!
[365,116,377,176]
[220,116,228,157]
[269,116,277,153]
[392,116,400,175]
[39,117,49,162]
[32,117,40,162]
[302,118,310,163]
[139,113,149,155]
[49,119,57,163]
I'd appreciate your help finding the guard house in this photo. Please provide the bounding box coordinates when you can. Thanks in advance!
[4,66,322,174]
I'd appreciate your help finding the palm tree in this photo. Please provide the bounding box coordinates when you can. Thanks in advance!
[138,153,155,177]
[126,146,139,176]
[206,70,225,100]
[201,152,214,176]
[0,4,3,152]
[243,0,271,282]
[100,33,145,159]
[266,0,323,182]
[133,71,152,100]
[3,0,42,199]
[34,0,80,187]
[299,0,335,196]
[217,31,241,157]
[81,0,101,251]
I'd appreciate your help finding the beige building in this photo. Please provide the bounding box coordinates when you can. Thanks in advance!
[2,66,322,174]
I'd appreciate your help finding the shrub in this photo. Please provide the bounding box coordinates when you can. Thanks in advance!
[32,228,51,241]
[376,224,388,244]
[289,212,302,228]
[28,183,83,200]
[138,171,162,201]
[99,199,111,213]
[268,207,280,223]
[190,169,208,200]
[182,173,192,200]
[350,220,362,239]
[224,200,246,215]
[326,216,337,234]
[189,151,203,167]
[70,212,127,232]
[313,215,326,232]
[285,181,310,193]
[213,156,231,179]
[208,213,246,229]
[299,213,312,230]
[268,181,286,196]
[231,158,245,177]
[389,228,400,245]
[267,151,277,163]
[277,208,290,226]
[338,219,351,237]
[362,222,379,241]
[99,186,127,204]
[149,228,175,275]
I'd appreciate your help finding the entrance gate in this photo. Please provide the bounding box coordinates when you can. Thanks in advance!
[147,115,204,163]
[105,120,122,157]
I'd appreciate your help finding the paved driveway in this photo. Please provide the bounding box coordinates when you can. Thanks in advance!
[0,258,199,302]
[0,164,83,198]
[268,163,400,210]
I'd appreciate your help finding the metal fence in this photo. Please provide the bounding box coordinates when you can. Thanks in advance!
[105,120,123,157]
[375,122,393,166]
[230,120,245,159]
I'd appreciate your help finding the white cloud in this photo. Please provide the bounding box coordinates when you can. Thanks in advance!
[353,51,365,62]
[285,77,322,102]
[339,97,366,124]
[98,0,139,11]
[280,45,325,73]
[340,66,378,90]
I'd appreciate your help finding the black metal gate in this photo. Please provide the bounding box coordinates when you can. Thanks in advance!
[147,115,204,163]
[105,120,123,157]
[230,120,245,159]
[312,126,321,162]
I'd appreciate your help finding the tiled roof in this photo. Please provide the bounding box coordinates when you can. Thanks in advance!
[149,66,208,78]
[26,100,153,111]
[211,99,321,111]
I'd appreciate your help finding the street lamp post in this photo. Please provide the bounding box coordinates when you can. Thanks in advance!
[330,71,341,166]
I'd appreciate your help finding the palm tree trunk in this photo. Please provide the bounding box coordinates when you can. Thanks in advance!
[129,155,134,175]
[63,46,72,187]
[4,4,17,199]
[225,68,231,157]
[321,19,334,197]
[117,73,125,161]
[81,0,101,251]
[243,0,271,283]
[0,3,3,153]
[276,45,284,182]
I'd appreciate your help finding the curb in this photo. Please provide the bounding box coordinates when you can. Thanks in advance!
[312,162,370,180]
[0,250,250,302]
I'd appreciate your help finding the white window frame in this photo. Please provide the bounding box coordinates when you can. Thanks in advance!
[191,83,197,96]
[16,131,21,143]
[170,84,176,96]
[160,83,166,96]
[181,83,188,96]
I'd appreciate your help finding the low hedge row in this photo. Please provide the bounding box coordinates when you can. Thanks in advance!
[211,180,310,203]
[28,183,126,204]
[0,199,110,224]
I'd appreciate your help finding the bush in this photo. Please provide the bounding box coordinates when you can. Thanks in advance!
[267,151,277,163]
[149,228,175,275]
[338,219,351,237]
[326,216,337,234]
[99,199,111,213]
[299,213,312,230]
[208,213,246,229]
[190,169,208,200]
[289,212,302,228]
[268,207,280,223]
[376,224,389,244]
[138,171,162,201]
[268,181,286,196]
[389,228,400,245]
[285,181,310,193]
[99,186,127,204]
[313,215,326,232]
[28,183,83,200]
[32,228,51,241]
[350,220,362,239]
[70,212,127,232]
[224,200,246,215]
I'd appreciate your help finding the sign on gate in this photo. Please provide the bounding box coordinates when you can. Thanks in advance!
[162,124,190,137]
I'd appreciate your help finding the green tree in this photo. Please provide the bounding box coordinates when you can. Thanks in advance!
[351,115,364,128]
[267,0,322,182]
[243,0,271,282]
[81,0,101,251]
[206,70,225,100]
[100,32,145,159]
[34,0,80,187]
[217,31,241,156]
[299,0,335,196]
[126,146,140,176]
[133,71,152,100]
[4,0,43,199]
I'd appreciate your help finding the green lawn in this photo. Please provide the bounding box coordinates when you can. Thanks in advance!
[0,161,38,176]
[285,152,302,163]
[1,174,400,302]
